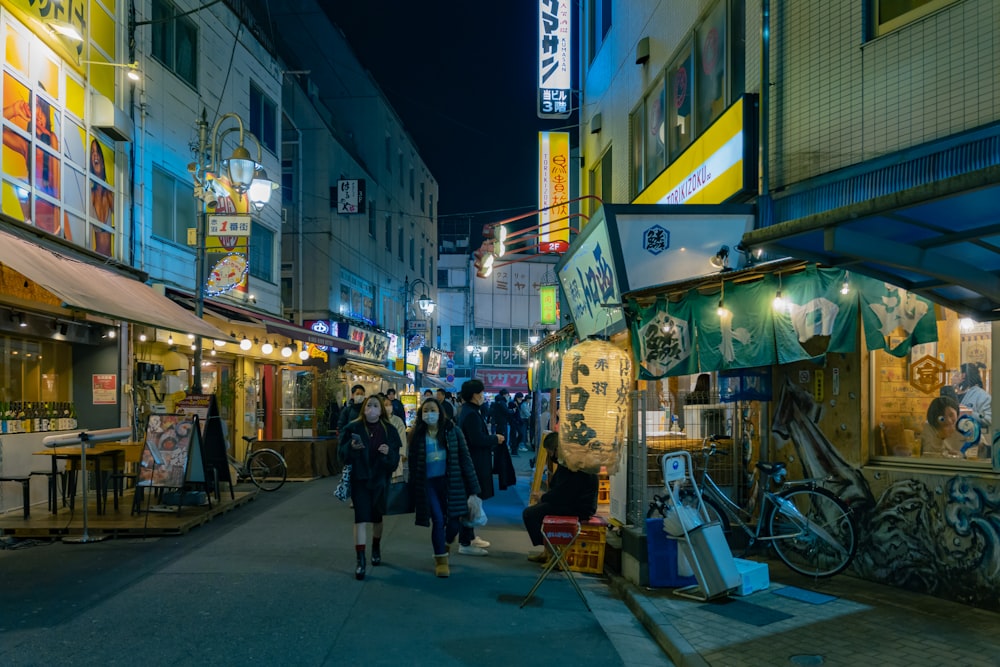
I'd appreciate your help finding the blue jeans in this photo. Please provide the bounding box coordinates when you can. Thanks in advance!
[427,476,461,555]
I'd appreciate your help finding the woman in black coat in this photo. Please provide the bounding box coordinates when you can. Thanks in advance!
[408,398,480,577]
[338,395,402,580]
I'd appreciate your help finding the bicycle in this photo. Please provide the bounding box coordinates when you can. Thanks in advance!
[648,435,858,578]
[228,435,288,492]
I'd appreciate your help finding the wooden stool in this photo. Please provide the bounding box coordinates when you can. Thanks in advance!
[0,476,32,519]
[520,515,591,610]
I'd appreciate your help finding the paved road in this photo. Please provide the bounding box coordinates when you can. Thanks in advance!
[0,462,670,666]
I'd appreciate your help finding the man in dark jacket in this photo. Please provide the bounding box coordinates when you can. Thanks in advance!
[337,384,366,433]
[456,379,505,556]
[490,388,511,443]
[386,387,405,422]
[522,432,599,563]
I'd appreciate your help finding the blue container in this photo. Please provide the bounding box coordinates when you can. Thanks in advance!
[646,517,697,588]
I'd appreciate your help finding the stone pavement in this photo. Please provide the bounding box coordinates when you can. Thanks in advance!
[609,539,1000,666]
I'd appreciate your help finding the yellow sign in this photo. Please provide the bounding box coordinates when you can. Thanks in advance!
[3,0,89,62]
[634,97,748,206]
[205,177,250,295]
[539,131,570,252]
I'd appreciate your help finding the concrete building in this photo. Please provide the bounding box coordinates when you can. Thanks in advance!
[572,0,1000,607]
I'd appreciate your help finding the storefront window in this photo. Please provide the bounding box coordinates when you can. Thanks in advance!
[667,43,694,162]
[696,1,727,132]
[872,312,992,464]
[0,334,72,411]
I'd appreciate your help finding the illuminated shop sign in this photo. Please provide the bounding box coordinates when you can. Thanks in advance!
[539,131,570,253]
[537,0,571,119]
[634,96,757,206]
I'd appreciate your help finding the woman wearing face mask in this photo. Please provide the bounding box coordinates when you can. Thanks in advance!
[408,397,480,577]
[338,395,402,580]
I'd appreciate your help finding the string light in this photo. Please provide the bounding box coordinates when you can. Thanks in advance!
[717,281,730,317]
[773,273,786,312]
[261,340,274,354]
[841,271,850,295]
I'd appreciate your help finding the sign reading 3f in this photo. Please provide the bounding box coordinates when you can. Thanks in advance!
[538,0,571,119]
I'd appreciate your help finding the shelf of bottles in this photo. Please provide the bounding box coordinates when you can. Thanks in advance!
[0,402,78,433]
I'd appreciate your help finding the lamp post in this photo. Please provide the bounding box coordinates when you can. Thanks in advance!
[190,110,277,392]
[402,277,436,385]
[465,339,488,380]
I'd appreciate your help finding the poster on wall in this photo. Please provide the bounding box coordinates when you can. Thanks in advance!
[92,373,117,404]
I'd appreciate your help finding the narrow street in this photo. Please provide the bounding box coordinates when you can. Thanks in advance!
[0,462,670,666]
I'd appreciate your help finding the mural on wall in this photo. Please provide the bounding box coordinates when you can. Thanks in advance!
[772,377,1000,610]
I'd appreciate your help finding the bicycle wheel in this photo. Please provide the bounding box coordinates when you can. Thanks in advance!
[676,489,731,536]
[248,449,287,491]
[767,487,857,577]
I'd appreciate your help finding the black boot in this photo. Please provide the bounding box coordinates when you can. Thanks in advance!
[371,543,382,566]
[355,550,366,580]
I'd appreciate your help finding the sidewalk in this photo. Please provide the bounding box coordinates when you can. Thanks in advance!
[609,539,1000,667]
[510,450,1000,666]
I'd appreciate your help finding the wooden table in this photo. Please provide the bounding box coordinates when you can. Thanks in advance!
[33,443,143,514]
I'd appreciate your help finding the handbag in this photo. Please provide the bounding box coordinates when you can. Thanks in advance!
[334,464,352,502]
[385,480,415,515]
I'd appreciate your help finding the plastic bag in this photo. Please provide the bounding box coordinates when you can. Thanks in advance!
[462,495,488,527]
[661,503,703,537]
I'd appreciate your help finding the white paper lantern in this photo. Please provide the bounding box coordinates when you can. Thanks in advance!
[559,338,632,474]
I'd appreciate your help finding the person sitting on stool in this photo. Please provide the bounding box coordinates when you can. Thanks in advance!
[522,433,599,563]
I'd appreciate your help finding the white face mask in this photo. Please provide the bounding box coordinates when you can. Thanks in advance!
[354,395,366,404]
[364,407,381,422]
[424,412,439,425]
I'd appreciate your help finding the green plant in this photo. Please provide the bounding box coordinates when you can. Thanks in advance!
[313,368,344,436]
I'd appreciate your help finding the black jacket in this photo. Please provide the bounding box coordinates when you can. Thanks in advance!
[337,418,402,504]
[458,402,501,500]
[337,400,362,433]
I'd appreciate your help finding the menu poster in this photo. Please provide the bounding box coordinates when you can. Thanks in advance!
[92,374,117,404]
[176,395,212,437]
[137,414,201,488]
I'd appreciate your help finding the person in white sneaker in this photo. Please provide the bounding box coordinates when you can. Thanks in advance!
[456,379,504,555]
[408,397,480,577]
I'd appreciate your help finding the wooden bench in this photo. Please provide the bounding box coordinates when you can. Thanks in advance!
[0,476,32,519]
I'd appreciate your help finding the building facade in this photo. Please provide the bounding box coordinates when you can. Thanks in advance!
[574,0,1000,607]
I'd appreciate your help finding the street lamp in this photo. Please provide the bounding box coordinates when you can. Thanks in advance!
[189,110,277,391]
[465,339,488,380]
[402,277,436,387]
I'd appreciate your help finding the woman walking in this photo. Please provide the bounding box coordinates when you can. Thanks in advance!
[408,397,481,577]
[338,395,402,580]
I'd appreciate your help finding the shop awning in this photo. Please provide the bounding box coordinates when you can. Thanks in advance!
[421,375,453,390]
[0,229,230,340]
[743,164,1000,321]
[166,289,359,351]
[342,359,407,384]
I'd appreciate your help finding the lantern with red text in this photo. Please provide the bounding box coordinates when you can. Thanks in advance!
[558,339,632,474]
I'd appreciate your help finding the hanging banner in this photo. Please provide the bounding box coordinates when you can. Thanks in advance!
[774,266,858,363]
[631,297,697,379]
[539,284,558,324]
[859,276,937,357]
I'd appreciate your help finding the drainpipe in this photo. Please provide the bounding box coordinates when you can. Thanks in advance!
[759,0,771,226]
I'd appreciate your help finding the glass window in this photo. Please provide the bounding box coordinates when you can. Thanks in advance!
[249,83,277,152]
[667,43,694,162]
[150,0,198,87]
[0,335,73,405]
[152,166,193,246]
[397,226,404,261]
[696,1,727,133]
[872,311,992,465]
[249,223,274,282]
[587,0,612,63]
[368,203,376,239]
[409,237,415,270]
[420,181,425,212]
[385,134,392,172]
[630,107,645,197]
[872,0,960,37]
[644,79,666,183]
[385,214,392,252]
[420,246,425,279]
[409,167,415,199]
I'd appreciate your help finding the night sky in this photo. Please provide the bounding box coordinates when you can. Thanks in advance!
[326,2,576,237]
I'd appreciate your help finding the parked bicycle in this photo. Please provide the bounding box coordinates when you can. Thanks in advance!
[649,435,858,578]
[228,435,287,492]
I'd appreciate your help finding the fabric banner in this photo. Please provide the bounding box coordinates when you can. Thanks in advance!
[631,297,697,379]
[859,276,937,357]
[692,282,776,372]
[774,266,858,363]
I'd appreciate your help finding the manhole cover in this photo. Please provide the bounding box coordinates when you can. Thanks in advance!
[789,655,824,665]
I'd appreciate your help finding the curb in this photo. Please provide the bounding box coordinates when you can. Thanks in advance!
[607,572,709,667]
